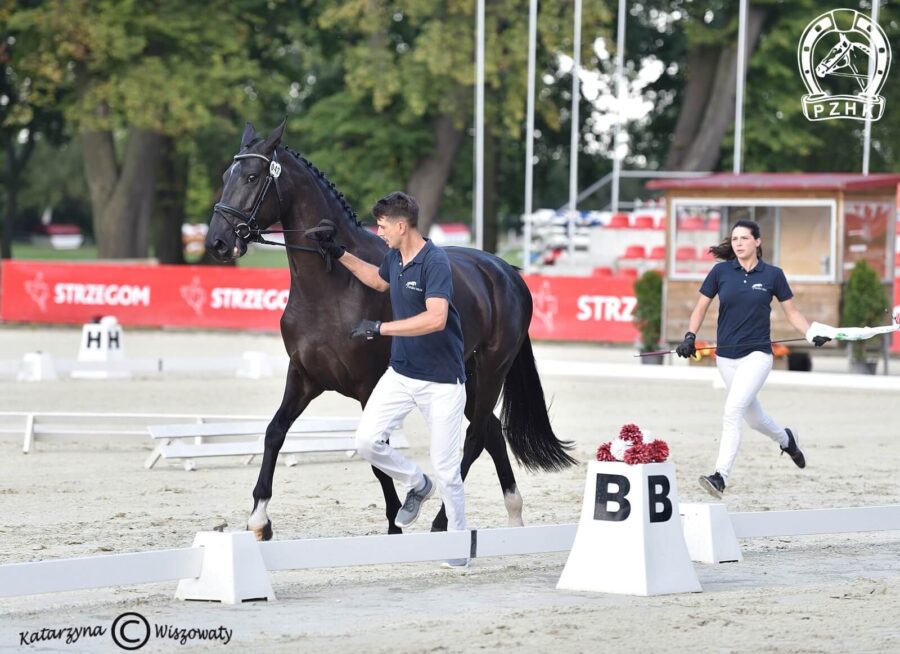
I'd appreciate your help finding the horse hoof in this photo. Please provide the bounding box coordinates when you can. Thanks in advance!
[247,520,273,541]
[430,526,448,533]
[388,525,402,535]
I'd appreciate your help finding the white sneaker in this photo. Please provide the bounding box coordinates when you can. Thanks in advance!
[441,558,469,569]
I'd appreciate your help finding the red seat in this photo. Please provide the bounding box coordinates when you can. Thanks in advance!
[657,216,666,230]
[706,217,721,232]
[647,246,665,260]
[675,246,696,261]
[593,266,614,277]
[680,215,705,230]
[608,213,631,228]
[633,214,655,230]
[620,245,647,259]
[618,267,639,278]
[895,251,900,267]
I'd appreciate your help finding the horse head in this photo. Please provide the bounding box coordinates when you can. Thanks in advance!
[206,120,287,263]
[815,34,855,78]
[207,120,376,265]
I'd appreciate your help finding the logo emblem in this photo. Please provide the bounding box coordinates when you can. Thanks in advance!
[269,161,282,178]
[180,276,207,316]
[531,279,558,332]
[404,280,423,292]
[798,9,891,121]
[25,272,49,313]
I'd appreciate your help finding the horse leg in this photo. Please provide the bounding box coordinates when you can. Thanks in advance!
[248,364,319,540]
[455,368,524,528]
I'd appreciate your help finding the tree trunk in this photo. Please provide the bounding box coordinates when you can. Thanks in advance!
[405,114,466,236]
[663,47,719,170]
[82,128,163,258]
[1,132,35,259]
[665,6,768,171]
[153,135,187,264]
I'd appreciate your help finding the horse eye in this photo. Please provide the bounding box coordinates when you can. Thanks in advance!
[247,174,259,183]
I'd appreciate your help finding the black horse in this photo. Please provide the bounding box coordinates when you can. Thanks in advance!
[206,121,574,540]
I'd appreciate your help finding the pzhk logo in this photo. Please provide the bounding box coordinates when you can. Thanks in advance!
[798,9,891,122]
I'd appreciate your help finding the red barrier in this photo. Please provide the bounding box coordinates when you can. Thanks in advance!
[2,261,895,350]
[0,261,289,331]
[523,274,639,342]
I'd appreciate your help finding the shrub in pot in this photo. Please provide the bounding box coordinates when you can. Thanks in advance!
[633,270,663,362]
[840,260,889,373]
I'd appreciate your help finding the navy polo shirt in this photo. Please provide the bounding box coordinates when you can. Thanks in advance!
[378,240,466,383]
[699,259,793,359]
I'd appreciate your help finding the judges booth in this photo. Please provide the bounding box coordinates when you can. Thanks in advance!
[645,173,900,347]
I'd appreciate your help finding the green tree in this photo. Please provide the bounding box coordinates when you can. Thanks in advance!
[7,0,297,259]
[292,0,609,247]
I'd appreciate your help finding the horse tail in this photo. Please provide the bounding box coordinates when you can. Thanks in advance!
[500,335,577,472]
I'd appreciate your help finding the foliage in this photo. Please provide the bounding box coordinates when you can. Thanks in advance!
[841,261,890,362]
[633,269,663,352]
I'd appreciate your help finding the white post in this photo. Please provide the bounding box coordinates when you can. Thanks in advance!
[523,0,538,274]
[862,0,880,176]
[733,0,748,174]
[475,0,485,249]
[611,0,627,212]
[568,0,582,261]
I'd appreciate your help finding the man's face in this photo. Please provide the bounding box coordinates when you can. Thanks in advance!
[376,216,404,249]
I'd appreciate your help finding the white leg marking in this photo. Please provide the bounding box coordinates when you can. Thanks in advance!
[504,488,524,527]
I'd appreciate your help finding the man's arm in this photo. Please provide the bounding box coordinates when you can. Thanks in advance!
[338,251,390,292]
[381,297,449,337]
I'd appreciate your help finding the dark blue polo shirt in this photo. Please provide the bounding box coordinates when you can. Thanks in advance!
[378,240,466,383]
[699,259,793,359]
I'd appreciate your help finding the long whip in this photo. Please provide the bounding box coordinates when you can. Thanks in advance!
[634,337,809,358]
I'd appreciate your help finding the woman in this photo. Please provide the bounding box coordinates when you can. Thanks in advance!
[675,220,831,498]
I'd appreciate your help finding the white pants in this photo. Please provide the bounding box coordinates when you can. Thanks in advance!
[715,351,789,481]
[355,367,467,531]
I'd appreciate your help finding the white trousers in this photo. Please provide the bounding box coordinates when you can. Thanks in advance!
[715,351,789,481]
[355,367,468,531]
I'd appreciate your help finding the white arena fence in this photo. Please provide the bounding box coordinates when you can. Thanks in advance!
[1,505,898,600]
[0,411,275,454]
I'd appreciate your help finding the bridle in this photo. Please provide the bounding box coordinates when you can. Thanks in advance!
[213,148,339,263]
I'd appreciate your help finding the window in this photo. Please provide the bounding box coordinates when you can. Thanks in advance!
[670,199,836,281]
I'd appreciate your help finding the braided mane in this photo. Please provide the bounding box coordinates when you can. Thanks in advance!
[283,146,363,228]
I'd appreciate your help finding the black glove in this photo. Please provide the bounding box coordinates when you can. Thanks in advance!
[351,319,382,340]
[812,335,831,347]
[320,239,345,259]
[675,331,696,358]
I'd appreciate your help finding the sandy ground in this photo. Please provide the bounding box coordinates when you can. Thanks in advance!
[0,326,898,653]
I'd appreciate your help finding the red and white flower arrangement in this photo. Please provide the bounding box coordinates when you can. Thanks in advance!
[596,423,669,465]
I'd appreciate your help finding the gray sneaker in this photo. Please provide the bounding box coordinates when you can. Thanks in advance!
[394,475,435,528]
[441,558,469,569]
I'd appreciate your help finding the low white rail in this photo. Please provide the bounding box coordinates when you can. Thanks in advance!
[0,505,896,599]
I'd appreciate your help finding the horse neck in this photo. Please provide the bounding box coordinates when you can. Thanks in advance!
[279,155,387,267]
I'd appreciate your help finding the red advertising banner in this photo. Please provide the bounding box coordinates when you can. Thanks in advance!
[523,274,639,343]
[894,279,900,353]
[1,261,893,350]
[0,261,290,331]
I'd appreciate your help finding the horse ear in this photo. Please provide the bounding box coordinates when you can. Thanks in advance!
[262,117,287,152]
[240,122,257,149]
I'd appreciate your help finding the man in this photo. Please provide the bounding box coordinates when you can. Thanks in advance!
[325,191,468,568]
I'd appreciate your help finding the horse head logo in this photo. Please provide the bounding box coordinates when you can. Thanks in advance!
[798,9,891,122]
[531,279,558,333]
[180,276,207,316]
[25,273,49,313]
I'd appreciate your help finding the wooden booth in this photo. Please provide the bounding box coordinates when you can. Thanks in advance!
[645,173,900,346]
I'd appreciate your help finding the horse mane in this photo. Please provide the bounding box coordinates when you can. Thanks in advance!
[282,146,363,228]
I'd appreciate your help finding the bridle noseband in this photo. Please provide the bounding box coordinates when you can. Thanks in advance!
[212,148,341,267]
